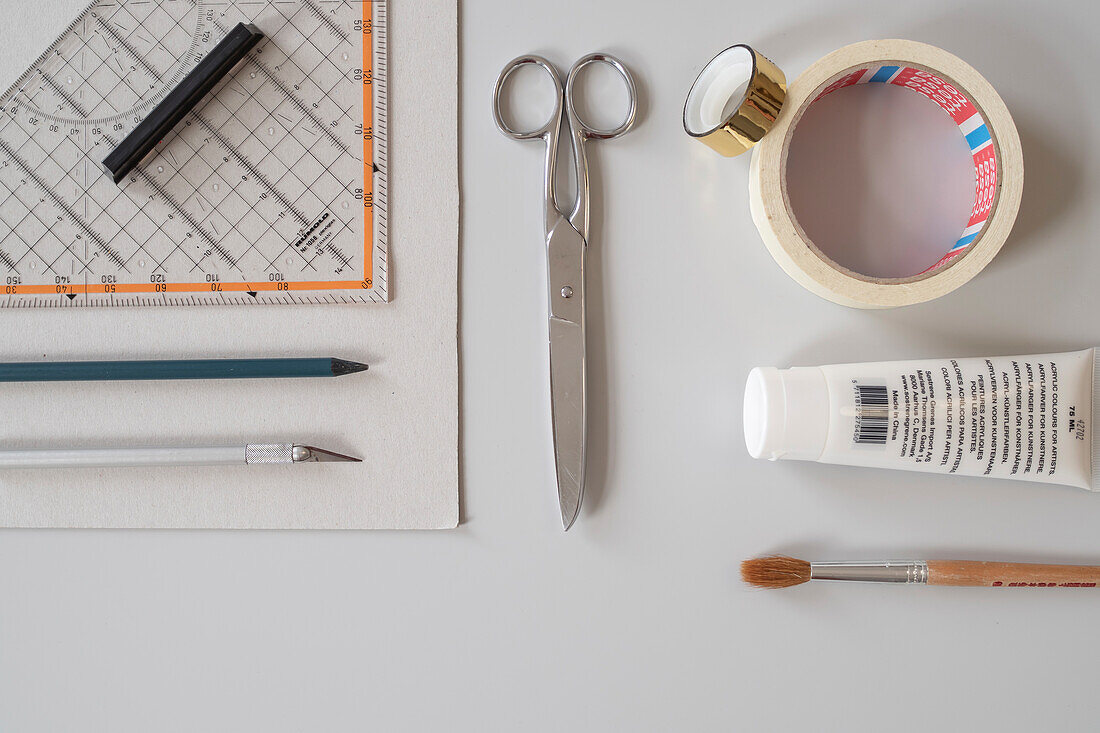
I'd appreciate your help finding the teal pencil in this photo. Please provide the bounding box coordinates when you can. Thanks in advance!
[0,357,368,382]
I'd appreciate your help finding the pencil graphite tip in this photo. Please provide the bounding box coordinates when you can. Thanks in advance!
[330,358,370,377]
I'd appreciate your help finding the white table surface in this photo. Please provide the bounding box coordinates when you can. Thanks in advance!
[2,0,1099,730]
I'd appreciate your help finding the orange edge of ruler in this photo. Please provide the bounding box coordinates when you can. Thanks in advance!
[362,0,374,288]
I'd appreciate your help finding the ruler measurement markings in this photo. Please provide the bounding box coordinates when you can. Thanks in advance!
[197,85,303,219]
[0,0,384,305]
[0,205,67,276]
[95,12,167,83]
[323,239,352,270]
[171,158,265,271]
[300,0,350,42]
[285,75,359,202]
[190,111,309,224]
[177,93,323,271]
[360,0,371,283]
[297,188,353,270]
[256,4,349,113]
[163,162,273,276]
[36,117,169,278]
[143,176,241,272]
[212,17,350,153]
[13,41,143,127]
[60,132,179,280]
[106,192,186,273]
[124,0,204,105]
[82,123,88,270]
[334,98,355,124]
[84,19,231,275]
[0,8,95,116]
[363,0,384,286]
[0,137,126,270]
[156,1,211,93]
[132,165,240,269]
[0,172,63,266]
[219,3,360,218]
[98,64,266,274]
[41,240,76,277]
[263,233,320,272]
[126,195,206,275]
[307,125,361,266]
[115,63,150,102]
[298,222,352,271]
[36,72,95,247]
[171,47,356,271]
[92,14,160,123]
[39,74,91,118]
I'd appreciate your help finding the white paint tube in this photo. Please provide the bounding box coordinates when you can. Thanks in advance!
[744,348,1098,490]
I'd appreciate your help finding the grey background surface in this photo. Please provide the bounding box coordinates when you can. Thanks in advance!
[1,0,1098,730]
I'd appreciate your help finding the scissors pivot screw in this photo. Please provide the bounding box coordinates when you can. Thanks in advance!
[561,286,574,299]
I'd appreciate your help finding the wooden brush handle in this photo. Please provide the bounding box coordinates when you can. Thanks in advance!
[928,561,1100,588]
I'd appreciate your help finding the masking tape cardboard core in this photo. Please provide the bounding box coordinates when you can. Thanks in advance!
[748,39,1023,308]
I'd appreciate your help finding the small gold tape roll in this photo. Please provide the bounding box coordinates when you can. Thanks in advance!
[748,39,1023,308]
[683,45,787,157]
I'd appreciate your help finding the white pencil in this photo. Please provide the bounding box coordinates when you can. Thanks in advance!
[0,444,360,469]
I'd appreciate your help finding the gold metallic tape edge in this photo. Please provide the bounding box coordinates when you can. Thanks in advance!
[685,46,787,157]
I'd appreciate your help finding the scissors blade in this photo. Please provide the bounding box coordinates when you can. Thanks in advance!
[546,217,587,530]
[549,315,586,530]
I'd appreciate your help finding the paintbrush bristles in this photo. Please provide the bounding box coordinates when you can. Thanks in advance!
[741,556,812,588]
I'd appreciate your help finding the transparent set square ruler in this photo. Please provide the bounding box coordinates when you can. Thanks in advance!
[0,0,387,307]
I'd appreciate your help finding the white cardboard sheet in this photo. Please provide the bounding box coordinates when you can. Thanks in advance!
[0,0,459,529]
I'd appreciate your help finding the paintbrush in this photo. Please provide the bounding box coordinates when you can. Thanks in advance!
[741,556,1100,589]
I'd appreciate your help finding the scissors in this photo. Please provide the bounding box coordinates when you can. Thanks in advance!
[492,53,637,530]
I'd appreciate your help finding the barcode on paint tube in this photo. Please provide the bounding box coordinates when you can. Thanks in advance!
[853,383,889,446]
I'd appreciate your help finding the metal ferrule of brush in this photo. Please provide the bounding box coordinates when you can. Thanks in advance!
[810,561,929,584]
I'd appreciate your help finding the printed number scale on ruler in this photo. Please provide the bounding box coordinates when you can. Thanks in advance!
[0,0,387,307]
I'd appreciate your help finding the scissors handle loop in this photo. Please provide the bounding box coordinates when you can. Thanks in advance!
[492,52,638,236]
[491,55,563,140]
[565,53,638,141]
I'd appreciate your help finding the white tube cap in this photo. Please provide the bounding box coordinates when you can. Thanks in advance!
[743,366,829,461]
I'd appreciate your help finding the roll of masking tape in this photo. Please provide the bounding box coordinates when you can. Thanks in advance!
[688,39,1024,309]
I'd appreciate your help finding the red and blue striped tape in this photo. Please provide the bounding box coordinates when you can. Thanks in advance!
[812,64,997,273]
